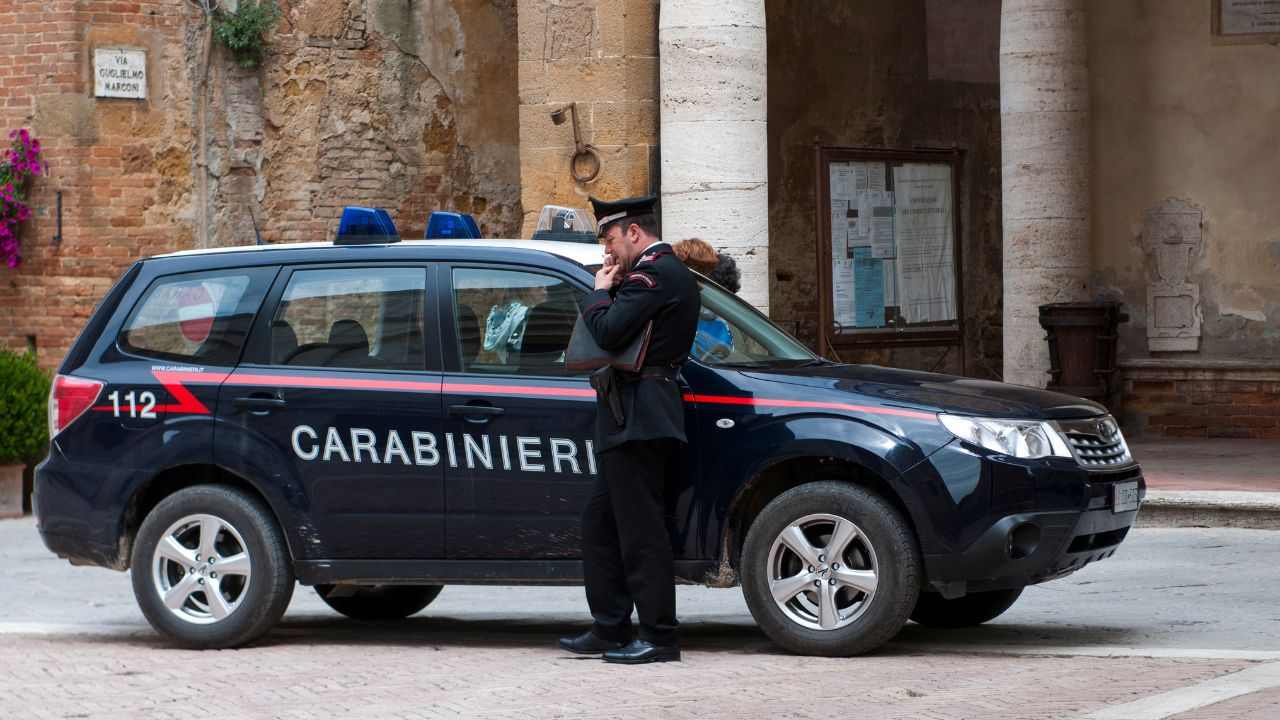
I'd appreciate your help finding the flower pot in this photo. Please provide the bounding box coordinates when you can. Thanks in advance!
[0,463,24,518]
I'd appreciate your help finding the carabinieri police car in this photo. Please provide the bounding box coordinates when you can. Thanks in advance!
[35,225,1144,655]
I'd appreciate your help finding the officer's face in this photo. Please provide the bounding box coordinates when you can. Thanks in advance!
[600,223,641,268]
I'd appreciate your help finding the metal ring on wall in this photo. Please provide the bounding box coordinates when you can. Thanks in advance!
[571,145,602,183]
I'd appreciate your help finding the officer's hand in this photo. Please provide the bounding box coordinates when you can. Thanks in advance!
[595,264,620,290]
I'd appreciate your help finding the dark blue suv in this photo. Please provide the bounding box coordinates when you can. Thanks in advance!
[35,237,1143,655]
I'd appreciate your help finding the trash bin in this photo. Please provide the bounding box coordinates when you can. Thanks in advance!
[1038,302,1126,405]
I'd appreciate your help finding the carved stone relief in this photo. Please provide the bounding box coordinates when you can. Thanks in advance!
[1142,198,1203,352]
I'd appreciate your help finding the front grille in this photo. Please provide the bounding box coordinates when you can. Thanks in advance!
[1058,415,1134,469]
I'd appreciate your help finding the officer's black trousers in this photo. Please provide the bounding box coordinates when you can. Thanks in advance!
[581,438,679,646]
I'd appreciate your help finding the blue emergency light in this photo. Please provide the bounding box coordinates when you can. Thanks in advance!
[425,211,481,239]
[335,206,400,245]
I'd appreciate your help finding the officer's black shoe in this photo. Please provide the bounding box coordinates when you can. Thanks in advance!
[558,630,628,655]
[602,639,681,664]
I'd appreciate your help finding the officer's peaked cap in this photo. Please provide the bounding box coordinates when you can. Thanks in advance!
[590,194,658,236]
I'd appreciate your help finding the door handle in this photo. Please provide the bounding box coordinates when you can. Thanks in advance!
[448,403,505,422]
[233,395,288,412]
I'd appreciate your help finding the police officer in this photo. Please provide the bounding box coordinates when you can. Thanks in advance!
[558,195,700,664]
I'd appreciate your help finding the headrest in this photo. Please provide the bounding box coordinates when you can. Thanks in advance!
[328,319,369,348]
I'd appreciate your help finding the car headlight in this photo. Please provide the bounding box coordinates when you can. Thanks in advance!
[938,414,1073,459]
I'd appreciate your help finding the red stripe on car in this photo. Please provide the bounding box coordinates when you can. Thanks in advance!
[683,393,936,421]
[91,370,931,420]
[229,372,442,393]
[441,382,596,399]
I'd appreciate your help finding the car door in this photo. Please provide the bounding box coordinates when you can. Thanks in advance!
[217,263,446,559]
[439,263,598,559]
[92,265,277,468]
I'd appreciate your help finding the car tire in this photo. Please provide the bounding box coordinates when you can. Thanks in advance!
[910,587,1024,628]
[740,481,921,657]
[130,484,295,649]
[314,584,444,621]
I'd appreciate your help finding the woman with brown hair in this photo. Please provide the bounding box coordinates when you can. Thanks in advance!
[670,237,719,276]
[671,238,735,360]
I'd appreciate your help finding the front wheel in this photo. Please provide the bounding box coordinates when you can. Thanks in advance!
[740,481,921,657]
[315,584,444,620]
[130,485,295,649]
[910,587,1024,628]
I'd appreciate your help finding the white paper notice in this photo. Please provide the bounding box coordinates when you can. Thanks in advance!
[856,190,896,258]
[853,162,886,192]
[892,164,955,324]
[882,258,897,307]
[831,165,854,201]
[830,198,848,259]
[832,258,856,327]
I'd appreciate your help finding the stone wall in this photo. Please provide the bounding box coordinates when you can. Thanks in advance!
[251,0,521,245]
[1090,2,1280,432]
[1090,2,1280,362]
[516,0,658,237]
[0,0,522,369]
[764,0,1004,377]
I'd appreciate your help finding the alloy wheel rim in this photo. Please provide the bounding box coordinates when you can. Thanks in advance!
[151,513,252,625]
[766,512,879,631]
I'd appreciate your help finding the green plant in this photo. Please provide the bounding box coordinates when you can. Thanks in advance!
[0,350,51,465]
[213,0,282,69]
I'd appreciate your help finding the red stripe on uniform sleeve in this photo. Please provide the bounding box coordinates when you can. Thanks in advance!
[625,272,656,288]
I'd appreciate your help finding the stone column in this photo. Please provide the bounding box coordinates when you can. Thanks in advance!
[1000,0,1091,387]
[659,0,769,313]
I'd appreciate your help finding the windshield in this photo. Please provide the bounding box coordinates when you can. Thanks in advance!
[584,265,820,368]
[690,280,818,368]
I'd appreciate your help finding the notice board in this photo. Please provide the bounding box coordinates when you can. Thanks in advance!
[815,146,963,357]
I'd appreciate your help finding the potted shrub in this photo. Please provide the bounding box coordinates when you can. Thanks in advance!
[0,350,50,518]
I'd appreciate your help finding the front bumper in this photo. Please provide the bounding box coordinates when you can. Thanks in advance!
[918,447,1145,596]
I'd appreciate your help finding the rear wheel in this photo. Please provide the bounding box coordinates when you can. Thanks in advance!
[910,588,1024,628]
[740,481,921,657]
[315,584,443,621]
[130,485,294,649]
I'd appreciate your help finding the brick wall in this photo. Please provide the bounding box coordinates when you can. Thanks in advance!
[0,0,191,369]
[1120,362,1280,440]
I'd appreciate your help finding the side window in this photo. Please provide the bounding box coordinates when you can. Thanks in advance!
[452,267,585,376]
[270,267,426,371]
[120,268,272,366]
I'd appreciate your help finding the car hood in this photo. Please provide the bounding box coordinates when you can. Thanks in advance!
[742,363,1107,420]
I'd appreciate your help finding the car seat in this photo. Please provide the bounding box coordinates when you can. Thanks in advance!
[518,299,577,374]
[327,319,372,368]
[271,320,299,365]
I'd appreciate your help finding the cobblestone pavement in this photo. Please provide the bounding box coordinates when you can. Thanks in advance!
[0,631,1259,720]
[2,520,1279,719]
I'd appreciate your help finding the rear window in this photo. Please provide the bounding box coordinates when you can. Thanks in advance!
[119,267,275,366]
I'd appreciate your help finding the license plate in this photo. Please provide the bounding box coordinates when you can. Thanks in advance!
[1113,481,1140,513]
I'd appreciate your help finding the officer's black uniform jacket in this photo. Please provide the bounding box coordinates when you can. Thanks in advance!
[579,243,700,452]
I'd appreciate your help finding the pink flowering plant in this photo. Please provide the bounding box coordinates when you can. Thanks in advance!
[0,128,42,268]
